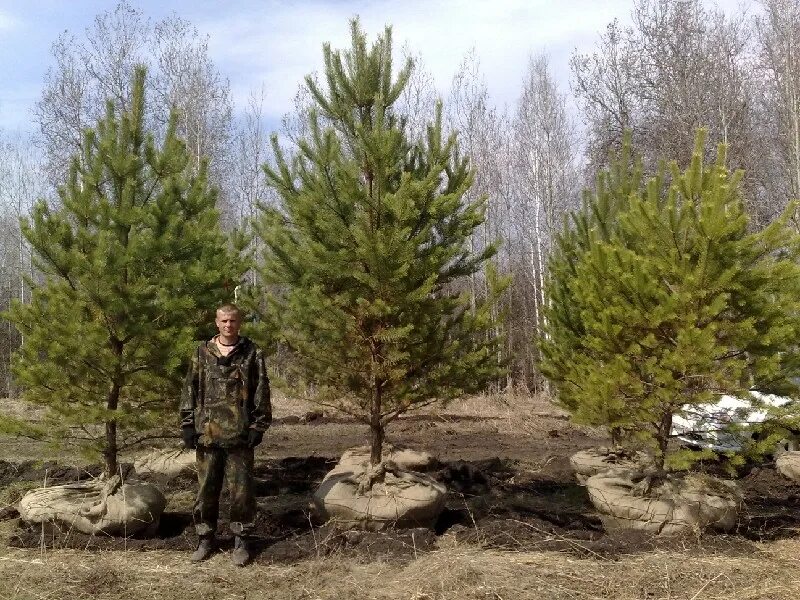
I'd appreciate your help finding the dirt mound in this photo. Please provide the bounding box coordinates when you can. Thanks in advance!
[736,466,800,540]
[434,458,514,495]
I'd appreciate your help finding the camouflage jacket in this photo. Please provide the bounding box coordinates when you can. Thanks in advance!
[180,336,271,447]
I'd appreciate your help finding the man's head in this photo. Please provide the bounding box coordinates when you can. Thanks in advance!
[215,303,242,339]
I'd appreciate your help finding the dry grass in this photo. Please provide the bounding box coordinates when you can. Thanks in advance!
[0,433,71,464]
[0,538,799,600]
[3,392,795,599]
[273,389,568,422]
[437,391,560,417]
[428,392,604,442]
[0,398,47,422]
[270,391,322,420]
[0,398,92,464]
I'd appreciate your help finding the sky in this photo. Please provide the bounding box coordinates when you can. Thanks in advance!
[0,0,755,135]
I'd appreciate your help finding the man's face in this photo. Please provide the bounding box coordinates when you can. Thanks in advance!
[215,310,241,338]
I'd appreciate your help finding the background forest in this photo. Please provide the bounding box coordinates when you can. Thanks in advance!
[1,0,799,398]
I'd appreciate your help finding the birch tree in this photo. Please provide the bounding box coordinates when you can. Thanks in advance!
[33,0,233,215]
[572,1,757,194]
[446,52,512,388]
[756,0,800,225]
[570,18,639,175]
[511,54,579,388]
[0,133,46,396]
[397,47,439,143]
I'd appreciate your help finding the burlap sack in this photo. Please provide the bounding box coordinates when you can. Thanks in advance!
[586,472,741,535]
[570,448,644,485]
[134,448,196,479]
[337,445,436,472]
[776,451,800,483]
[312,448,445,530]
[18,474,166,537]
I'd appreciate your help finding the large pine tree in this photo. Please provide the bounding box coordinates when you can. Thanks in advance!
[4,67,241,476]
[541,131,800,472]
[255,20,501,466]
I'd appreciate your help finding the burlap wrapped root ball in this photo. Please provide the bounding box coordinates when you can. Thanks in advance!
[586,471,741,536]
[776,451,800,483]
[335,444,437,472]
[570,447,647,485]
[18,474,166,537]
[134,448,196,480]
[312,446,445,531]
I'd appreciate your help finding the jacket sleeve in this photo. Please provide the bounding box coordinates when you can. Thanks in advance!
[179,346,200,429]
[249,349,272,432]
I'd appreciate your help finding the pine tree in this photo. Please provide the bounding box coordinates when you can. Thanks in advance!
[541,131,800,473]
[254,19,502,467]
[541,133,644,447]
[4,67,242,476]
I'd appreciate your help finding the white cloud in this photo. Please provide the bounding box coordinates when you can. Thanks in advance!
[0,9,19,31]
[0,0,757,133]
[199,0,636,122]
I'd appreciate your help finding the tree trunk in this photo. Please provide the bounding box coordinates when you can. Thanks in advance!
[654,411,672,475]
[104,338,124,477]
[369,420,384,467]
[610,426,622,449]
[104,379,120,477]
[369,385,383,466]
[104,417,118,477]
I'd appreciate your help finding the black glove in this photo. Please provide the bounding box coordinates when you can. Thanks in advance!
[182,426,198,450]
[247,429,263,448]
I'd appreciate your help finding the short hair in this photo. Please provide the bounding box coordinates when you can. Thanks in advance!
[216,303,241,317]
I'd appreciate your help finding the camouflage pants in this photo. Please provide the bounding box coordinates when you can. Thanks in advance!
[194,445,256,537]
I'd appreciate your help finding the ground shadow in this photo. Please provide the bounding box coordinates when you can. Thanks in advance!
[4,455,799,560]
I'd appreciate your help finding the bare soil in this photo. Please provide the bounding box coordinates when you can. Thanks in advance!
[2,395,799,569]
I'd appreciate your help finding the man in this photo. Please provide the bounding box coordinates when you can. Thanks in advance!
[180,303,271,566]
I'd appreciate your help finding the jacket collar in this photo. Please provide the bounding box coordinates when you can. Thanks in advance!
[207,335,249,358]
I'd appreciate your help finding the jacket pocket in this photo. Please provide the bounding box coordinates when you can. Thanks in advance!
[201,368,246,440]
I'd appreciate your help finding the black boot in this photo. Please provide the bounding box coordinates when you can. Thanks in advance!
[190,534,215,562]
[231,536,251,567]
